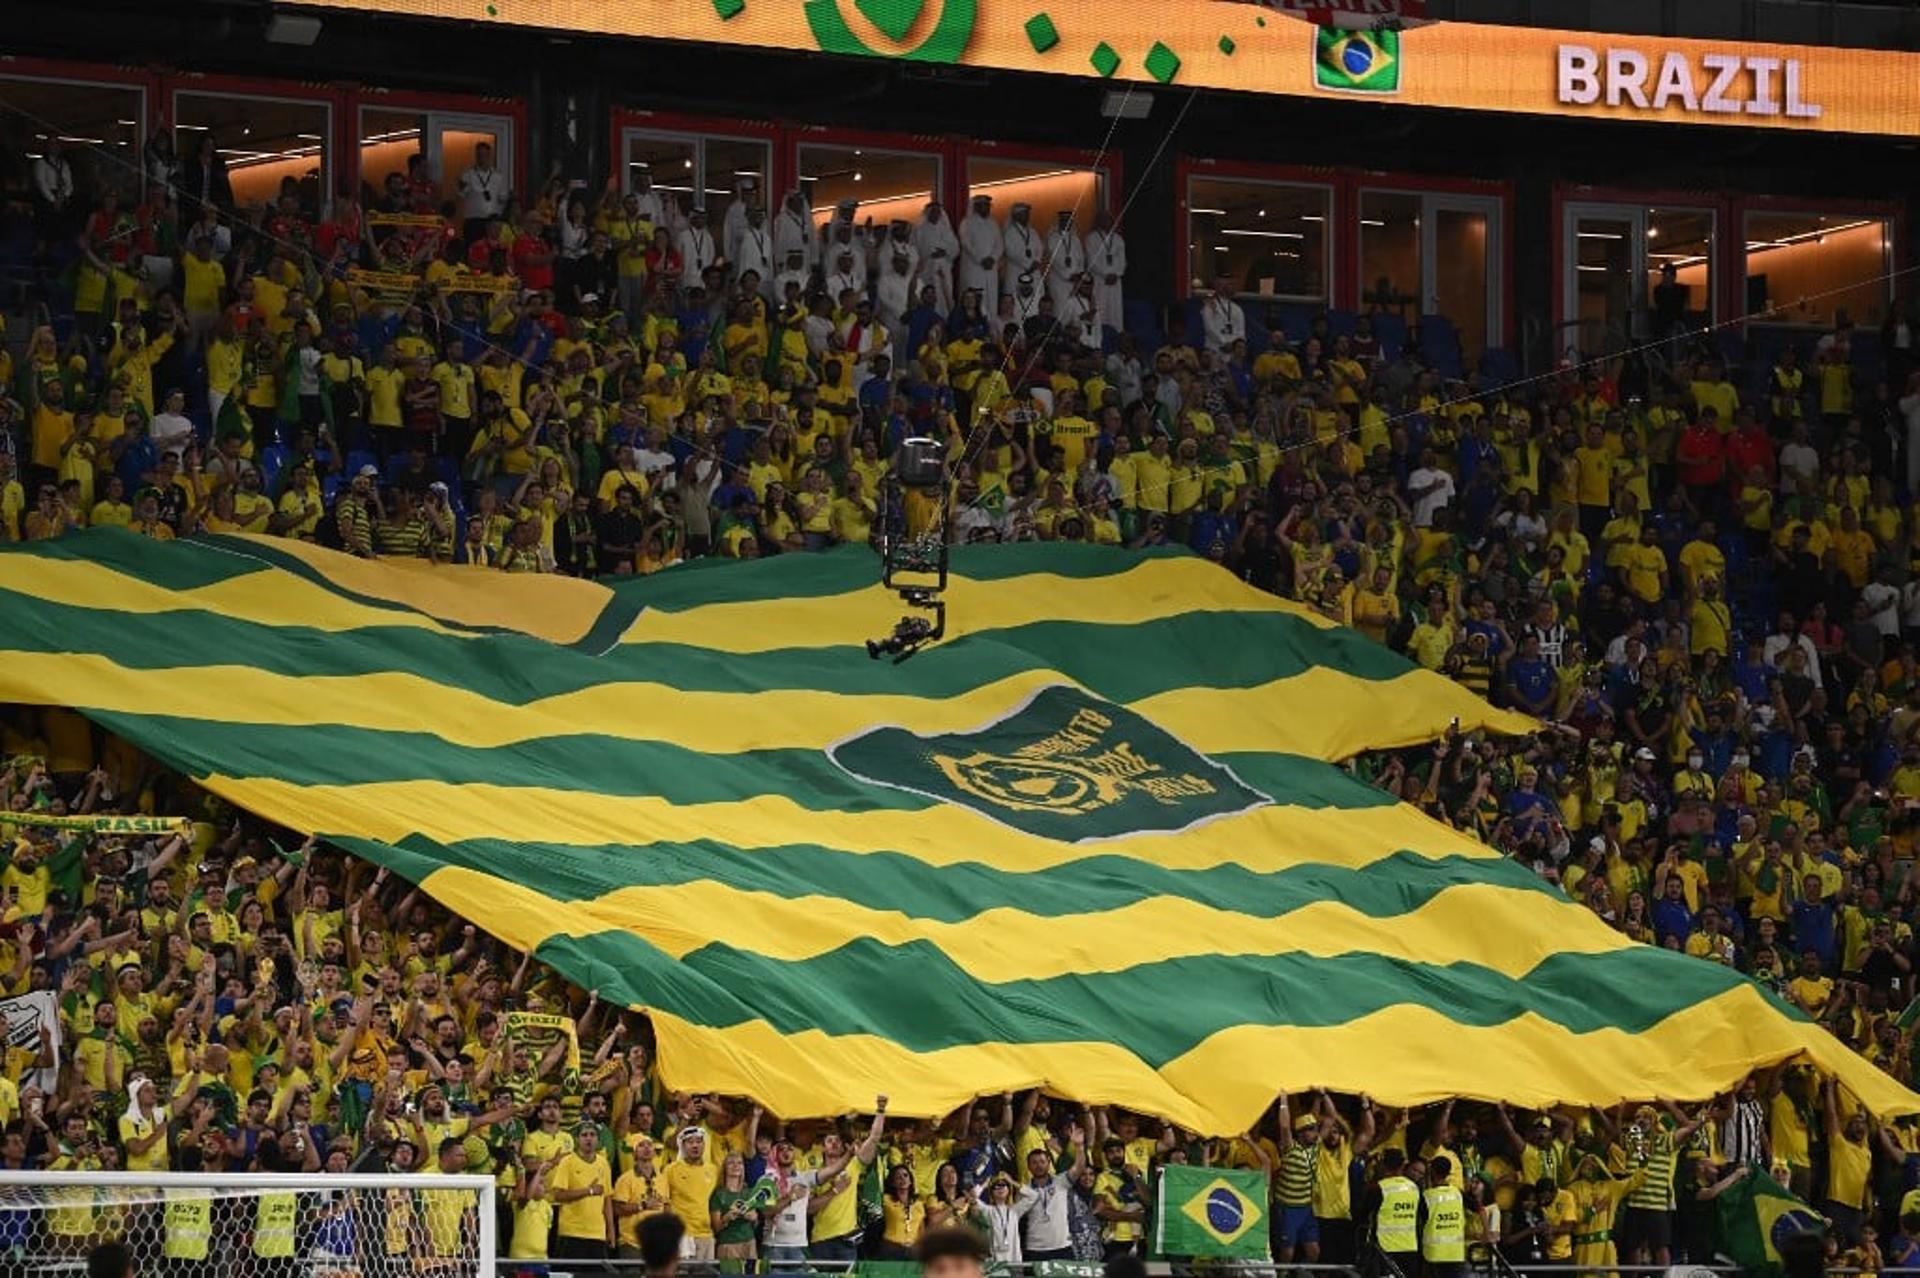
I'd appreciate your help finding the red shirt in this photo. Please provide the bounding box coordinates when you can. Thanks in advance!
[510,235,554,291]
[1676,423,1725,488]
[1724,426,1776,488]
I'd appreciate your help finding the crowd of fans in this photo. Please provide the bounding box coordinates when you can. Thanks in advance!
[5,127,1920,1273]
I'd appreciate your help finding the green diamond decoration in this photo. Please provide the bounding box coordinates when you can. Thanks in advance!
[1144,41,1180,83]
[1024,12,1059,52]
[712,0,743,15]
[1218,34,1235,54]
[853,0,923,42]
[1089,41,1120,77]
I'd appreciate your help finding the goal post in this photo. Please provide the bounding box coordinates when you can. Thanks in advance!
[0,1170,497,1277]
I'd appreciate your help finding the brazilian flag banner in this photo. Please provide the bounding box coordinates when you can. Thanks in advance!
[1315,25,1400,92]
[1154,1165,1269,1259]
[1714,1169,1824,1277]
[0,530,1912,1131]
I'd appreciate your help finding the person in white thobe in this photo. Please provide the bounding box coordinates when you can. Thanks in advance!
[825,248,865,306]
[1000,202,1042,300]
[877,222,918,288]
[628,170,665,228]
[733,205,777,300]
[1043,211,1085,314]
[1008,273,1045,326]
[821,222,867,295]
[1058,274,1101,352]
[874,248,916,333]
[721,176,760,269]
[774,192,816,279]
[1087,211,1127,337]
[773,251,810,308]
[958,195,1002,316]
[1201,280,1246,353]
[676,208,717,293]
[911,201,958,315]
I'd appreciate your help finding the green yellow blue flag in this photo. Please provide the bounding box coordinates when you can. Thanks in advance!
[1714,1169,1824,1277]
[0,530,1911,1131]
[1315,26,1401,92]
[1154,1165,1269,1259]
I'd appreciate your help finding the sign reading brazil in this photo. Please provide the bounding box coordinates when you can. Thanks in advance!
[830,684,1272,842]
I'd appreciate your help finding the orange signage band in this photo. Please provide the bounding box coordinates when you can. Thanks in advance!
[289,0,1920,137]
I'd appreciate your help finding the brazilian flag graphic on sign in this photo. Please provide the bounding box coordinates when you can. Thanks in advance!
[1154,1166,1269,1259]
[1315,26,1401,93]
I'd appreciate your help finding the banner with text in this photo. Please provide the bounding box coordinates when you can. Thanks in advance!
[288,0,1920,136]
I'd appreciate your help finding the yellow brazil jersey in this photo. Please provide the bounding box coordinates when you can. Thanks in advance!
[551,1151,612,1241]
[664,1158,719,1238]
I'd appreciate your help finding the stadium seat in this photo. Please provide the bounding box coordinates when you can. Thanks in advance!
[1479,347,1521,387]
[1420,315,1465,379]
[1370,313,1408,362]
[345,450,379,481]
[259,444,291,491]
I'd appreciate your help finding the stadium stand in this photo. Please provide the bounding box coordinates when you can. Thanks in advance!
[1,17,1919,1276]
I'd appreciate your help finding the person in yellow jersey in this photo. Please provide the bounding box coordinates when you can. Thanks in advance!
[805,1096,891,1262]
[1092,1137,1149,1258]
[119,1072,193,1173]
[549,1120,616,1260]
[614,1134,671,1257]
[661,1124,721,1261]
[1313,1091,1374,1263]
[1564,1151,1647,1277]
[1823,1077,1874,1243]
[414,1137,480,1273]
[1273,1094,1324,1264]
[1420,1157,1468,1278]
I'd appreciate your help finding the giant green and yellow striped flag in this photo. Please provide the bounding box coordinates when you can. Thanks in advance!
[0,530,1910,1131]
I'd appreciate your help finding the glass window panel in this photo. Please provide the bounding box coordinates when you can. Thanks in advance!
[436,123,500,207]
[1574,215,1635,350]
[0,78,144,203]
[1434,206,1489,360]
[625,132,696,201]
[176,92,327,217]
[800,144,938,231]
[704,136,770,238]
[1745,211,1891,328]
[360,109,423,205]
[1187,177,1329,301]
[1359,190,1421,315]
[1646,207,1714,334]
[965,156,1103,231]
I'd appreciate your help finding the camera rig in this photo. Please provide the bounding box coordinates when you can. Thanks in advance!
[867,437,950,664]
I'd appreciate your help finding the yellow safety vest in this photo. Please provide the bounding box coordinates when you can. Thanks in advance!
[254,1191,298,1258]
[1421,1184,1466,1262]
[1377,1176,1420,1253]
[163,1190,213,1260]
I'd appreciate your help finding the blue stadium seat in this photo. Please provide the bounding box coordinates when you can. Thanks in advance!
[344,450,378,481]
[1370,313,1408,362]
[1326,309,1359,341]
[1273,302,1315,345]
[322,474,344,504]
[259,444,291,491]
[1479,347,1520,387]
[1122,299,1163,353]
[1420,315,1464,379]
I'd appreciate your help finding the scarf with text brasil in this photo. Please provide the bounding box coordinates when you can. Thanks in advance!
[0,529,1910,1131]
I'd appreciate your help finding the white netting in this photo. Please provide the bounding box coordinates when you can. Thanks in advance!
[0,1172,496,1277]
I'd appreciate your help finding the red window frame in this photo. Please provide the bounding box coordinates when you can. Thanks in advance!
[1176,156,1515,348]
[351,84,530,198]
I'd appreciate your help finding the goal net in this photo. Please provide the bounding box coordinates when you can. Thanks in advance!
[0,1170,497,1277]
